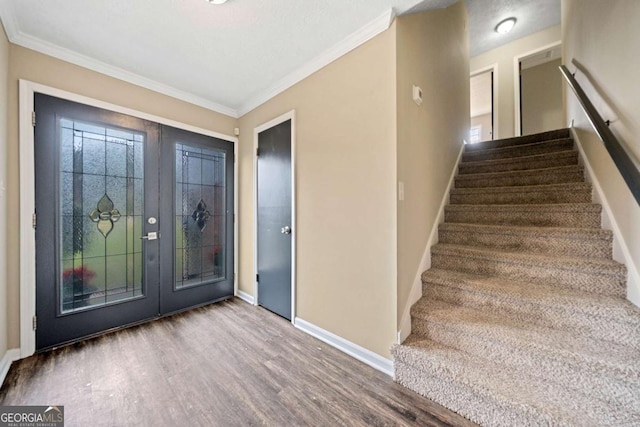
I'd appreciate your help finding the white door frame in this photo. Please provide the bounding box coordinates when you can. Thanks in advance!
[253,110,296,324]
[18,79,239,358]
[470,64,499,140]
[513,41,562,136]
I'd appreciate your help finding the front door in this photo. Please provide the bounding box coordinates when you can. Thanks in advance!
[34,94,234,351]
[257,119,292,320]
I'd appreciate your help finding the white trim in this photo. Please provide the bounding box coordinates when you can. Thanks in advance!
[19,80,238,358]
[397,143,465,344]
[0,349,20,387]
[236,290,255,305]
[470,64,499,139]
[253,111,297,323]
[1,3,397,120]
[237,9,396,116]
[571,128,640,307]
[295,318,393,377]
[0,6,238,118]
[514,41,562,136]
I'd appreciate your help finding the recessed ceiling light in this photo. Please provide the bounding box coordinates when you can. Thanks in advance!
[495,17,517,34]
[207,0,228,4]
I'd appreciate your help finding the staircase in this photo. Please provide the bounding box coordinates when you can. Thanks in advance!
[391,129,640,426]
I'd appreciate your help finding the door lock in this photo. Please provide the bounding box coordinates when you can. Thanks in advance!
[280,226,292,235]
[141,232,159,240]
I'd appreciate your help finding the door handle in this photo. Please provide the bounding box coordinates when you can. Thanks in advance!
[280,226,292,235]
[140,232,159,240]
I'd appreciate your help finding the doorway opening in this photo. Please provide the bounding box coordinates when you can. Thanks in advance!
[515,42,563,136]
[470,67,496,143]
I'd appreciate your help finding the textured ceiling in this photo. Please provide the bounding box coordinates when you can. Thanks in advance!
[0,0,560,117]
[466,0,561,57]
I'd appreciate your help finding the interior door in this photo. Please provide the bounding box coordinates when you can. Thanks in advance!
[34,94,234,351]
[159,125,234,314]
[257,120,292,320]
[35,94,160,351]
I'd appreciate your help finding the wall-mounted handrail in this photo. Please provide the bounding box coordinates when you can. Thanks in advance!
[560,62,640,206]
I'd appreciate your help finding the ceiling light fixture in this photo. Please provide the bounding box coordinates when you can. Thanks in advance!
[495,17,517,34]
[207,0,228,4]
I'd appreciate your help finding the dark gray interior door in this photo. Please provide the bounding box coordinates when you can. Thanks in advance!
[257,120,292,320]
[35,94,160,351]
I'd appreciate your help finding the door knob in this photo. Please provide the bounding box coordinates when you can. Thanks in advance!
[281,226,292,235]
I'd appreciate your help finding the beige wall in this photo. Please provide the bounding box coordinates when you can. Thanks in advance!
[471,25,561,138]
[238,28,398,357]
[521,58,563,134]
[562,0,640,304]
[5,45,237,348]
[396,2,469,326]
[0,22,9,357]
[471,113,492,141]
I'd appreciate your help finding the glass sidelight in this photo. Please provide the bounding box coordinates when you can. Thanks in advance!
[59,118,145,313]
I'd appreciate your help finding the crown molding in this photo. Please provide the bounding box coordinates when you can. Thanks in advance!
[0,1,238,118]
[1,2,400,120]
[236,8,397,117]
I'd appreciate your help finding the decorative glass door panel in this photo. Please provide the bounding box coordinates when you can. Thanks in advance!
[34,94,234,351]
[175,144,227,289]
[59,119,145,312]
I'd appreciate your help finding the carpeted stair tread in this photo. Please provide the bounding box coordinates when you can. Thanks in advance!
[422,267,640,348]
[392,336,638,427]
[464,128,570,152]
[438,222,612,258]
[445,203,602,228]
[458,150,578,175]
[454,164,585,188]
[431,243,626,296]
[450,182,592,205]
[462,138,573,162]
[410,299,640,393]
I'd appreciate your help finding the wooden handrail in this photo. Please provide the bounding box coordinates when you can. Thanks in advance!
[560,62,640,206]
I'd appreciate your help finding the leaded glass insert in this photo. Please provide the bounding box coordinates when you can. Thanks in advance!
[59,118,145,313]
[175,143,226,289]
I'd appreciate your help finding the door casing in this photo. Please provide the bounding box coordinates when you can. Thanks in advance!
[252,110,296,324]
[18,80,238,358]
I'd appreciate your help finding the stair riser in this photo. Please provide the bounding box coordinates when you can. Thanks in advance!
[431,252,625,297]
[410,319,640,410]
[455,169,585,188]
[394,361,541,427]
[450,188,591,205]
[462,139,573,162]
[444,208,601,228]
[459,152,578,175]
[423,283,640,350]
[438,228,612,258]
[465,129,570,152]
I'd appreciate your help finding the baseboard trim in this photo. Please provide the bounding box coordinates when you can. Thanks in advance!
[236,290,255,305]
[571,128,640,307]
[0,349,21,387]
[294,318,393,377]
[397,142,465,344]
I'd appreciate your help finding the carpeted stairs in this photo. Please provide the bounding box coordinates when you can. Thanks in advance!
[391,129,640,426]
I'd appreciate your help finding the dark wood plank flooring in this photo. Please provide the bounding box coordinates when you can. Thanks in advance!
[0,298,476,427]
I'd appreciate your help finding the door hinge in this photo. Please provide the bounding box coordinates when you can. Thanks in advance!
[32,212,37,229]
[32,315,37,331]
[256,274,259,283]
[32,111,36,127]
[256,147,259,157]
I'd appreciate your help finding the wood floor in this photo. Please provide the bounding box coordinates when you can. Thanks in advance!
[0,298,476,427]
